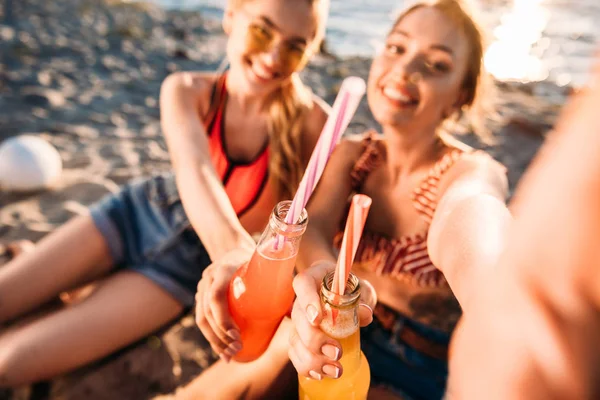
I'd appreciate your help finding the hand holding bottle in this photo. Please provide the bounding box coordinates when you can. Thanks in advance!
[289,260,376,380]
[195,247,252,362]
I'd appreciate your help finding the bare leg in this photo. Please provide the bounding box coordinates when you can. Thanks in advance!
[0,215,113,323]
[175,318,297,400]
[0,241,35,267]
[0,240,35,260]
[0,270,184,386]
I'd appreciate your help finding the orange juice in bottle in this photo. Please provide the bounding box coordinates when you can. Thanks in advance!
[299,272,371,399]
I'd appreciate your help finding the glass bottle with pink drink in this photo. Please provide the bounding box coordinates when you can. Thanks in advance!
[228,200,308,362]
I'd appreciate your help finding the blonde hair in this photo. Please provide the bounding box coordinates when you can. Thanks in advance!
[229,0,329,199]
[393,0,495,143]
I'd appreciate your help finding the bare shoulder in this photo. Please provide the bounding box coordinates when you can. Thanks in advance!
[303,94,330,137]
[457,150,507,181]
[440,134,505,177]
[299,94,330,165]
[460,146,504,166]
[161,71,217,94]
[311,93,332,117]
[160,71,220,115]
[330,132,375,171]
[440,147,509,200]
[337,135,365,158]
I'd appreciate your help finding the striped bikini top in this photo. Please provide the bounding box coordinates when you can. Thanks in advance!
[203,74,270,217]
[335,133,465,288]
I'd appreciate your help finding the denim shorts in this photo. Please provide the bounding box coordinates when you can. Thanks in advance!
[361,314,450,400]
[89,173,211,307]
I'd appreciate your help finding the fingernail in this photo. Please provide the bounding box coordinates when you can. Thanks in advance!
[219,353,231,363]
[308,370,322,380]
[228,341,242,353]
[306,304,318,324]
[322,364,341,379]
[223,347,236,358]
[226,329,241,341]
[359,303,373,314]
[321,344,340,361]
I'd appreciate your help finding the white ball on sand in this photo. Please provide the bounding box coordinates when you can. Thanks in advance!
[0,135,63,191]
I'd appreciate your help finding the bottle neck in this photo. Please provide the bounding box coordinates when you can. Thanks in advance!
[267,200,308,237]
[255,200,308,259]
[319,272,361,339]
[319,272,363,375]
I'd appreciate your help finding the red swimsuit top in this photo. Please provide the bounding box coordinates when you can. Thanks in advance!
[203,74,270,217]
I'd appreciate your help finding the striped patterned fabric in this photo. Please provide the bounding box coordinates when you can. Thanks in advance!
[411,150,463,224]
[338,133,465,288]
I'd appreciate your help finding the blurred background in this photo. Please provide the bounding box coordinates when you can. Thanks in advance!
[0,0,597,399]
[155,0,600,88]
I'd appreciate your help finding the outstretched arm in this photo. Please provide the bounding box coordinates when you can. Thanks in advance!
[447,60,600,399]
[160,72,254,261]
[191,88,330,361]
[428,153,511,309]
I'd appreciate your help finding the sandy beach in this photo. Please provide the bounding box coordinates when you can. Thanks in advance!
[0,0,570,398]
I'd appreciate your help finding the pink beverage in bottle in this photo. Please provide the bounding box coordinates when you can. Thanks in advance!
[228,200,307,362]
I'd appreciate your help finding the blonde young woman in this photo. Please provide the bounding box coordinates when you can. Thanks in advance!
[192,1,511,399]
[0,0,329,386]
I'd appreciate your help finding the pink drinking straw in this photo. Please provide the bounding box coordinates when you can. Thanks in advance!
[285,77,366,225]
[331,194,372,322]
[333,194,372,294]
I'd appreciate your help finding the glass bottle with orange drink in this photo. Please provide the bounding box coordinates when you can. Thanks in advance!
[228,200,308,362]
[298,271,371,399]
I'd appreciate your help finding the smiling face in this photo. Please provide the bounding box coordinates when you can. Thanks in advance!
[367,6,470,133]
[224,0,320,96]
